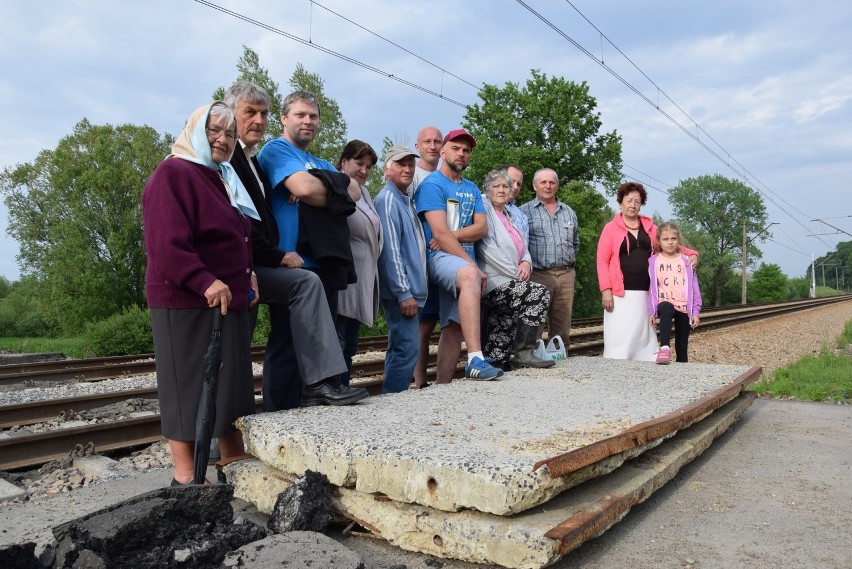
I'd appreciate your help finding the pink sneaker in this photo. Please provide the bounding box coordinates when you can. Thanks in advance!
[656,346,671,365]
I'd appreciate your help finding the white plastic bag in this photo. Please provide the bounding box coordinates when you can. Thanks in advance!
[532,339,548,361]
[546,335,567,360]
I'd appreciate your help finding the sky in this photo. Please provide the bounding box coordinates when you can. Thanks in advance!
[1,0,851,283]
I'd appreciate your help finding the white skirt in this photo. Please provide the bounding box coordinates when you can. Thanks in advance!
[603,290,658,361]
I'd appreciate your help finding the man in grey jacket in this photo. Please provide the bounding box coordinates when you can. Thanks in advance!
[375,145,428,393]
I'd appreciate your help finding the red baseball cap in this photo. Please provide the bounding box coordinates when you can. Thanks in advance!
[442,128,477,148]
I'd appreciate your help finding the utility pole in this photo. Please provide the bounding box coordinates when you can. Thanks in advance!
[810,254,816,298]
[741,221,747,304]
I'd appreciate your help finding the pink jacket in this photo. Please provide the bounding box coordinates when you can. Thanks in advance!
[596,213,697,297]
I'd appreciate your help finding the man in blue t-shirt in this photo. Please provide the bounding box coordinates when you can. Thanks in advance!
[257,90,367,407]
[414,129,503,381]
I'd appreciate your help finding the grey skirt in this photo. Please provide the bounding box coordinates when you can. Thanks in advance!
[151,307,255,440]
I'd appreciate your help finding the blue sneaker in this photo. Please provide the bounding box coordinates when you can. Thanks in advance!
[465,356,503,381]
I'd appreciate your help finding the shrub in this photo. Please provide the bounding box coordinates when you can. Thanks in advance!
[360,307,388,337]
[84,306,154,356]
[251,304,271,345]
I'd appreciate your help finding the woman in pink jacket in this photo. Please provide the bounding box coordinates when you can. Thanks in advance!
[596,182,697,361]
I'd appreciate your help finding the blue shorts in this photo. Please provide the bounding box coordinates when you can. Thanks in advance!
[420,281,440,323]
[427,251,473,328]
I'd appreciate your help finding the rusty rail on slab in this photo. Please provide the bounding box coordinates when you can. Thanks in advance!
[534,366,762,477]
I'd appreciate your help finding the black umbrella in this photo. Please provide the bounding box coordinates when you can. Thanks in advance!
[193,309,224,485]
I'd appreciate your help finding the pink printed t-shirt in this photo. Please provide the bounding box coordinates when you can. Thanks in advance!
[655,254,688,313]
[494,209,525,261]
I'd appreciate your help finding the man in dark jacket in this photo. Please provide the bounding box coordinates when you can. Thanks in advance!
[224,81,366,408]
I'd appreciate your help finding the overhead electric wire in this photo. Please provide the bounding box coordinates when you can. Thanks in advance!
[622,164,673,190]
[192,0,467,107]
[561,0,819,224]
[516,0,831,249]
[308,1,479,91]
[196,0,830,257]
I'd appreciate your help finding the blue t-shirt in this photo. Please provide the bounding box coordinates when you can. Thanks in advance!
[414,170,485,259]
[257,138,337,267]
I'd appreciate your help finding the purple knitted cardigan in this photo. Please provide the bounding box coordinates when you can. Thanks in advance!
[143,158,253,310]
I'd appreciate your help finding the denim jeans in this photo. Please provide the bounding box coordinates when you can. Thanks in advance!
[335,315,362,386]
[381,298,420,393]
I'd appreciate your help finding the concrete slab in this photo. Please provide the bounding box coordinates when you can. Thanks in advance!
[238,357,756,515]
[0,478,26,503]
[72,455,129,480]
[227,393,755,569]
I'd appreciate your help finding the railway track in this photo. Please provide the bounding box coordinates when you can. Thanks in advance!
[1,295,849,471]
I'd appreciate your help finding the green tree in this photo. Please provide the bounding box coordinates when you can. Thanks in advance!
[461,69,621,317]
[668,174,767,306]
[786,276,811,299]
[463,69,623,195]
[677,222,724,306]
[749,263,788,302]
[0,276,10,300]
[0,120,173,333]
[289,63,348,163]
[363,136,394,198]
[808,241,851,291]
[213,45,283,144]
[0,277,51,337]
[558,181,612,318]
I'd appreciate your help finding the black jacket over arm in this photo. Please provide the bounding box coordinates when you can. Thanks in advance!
[230,146,285,268]
[297,169,357,291]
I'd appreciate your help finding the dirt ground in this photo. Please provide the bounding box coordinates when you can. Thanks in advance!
[2,398,849,569]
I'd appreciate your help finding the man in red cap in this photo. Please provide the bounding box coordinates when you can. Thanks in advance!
[414,129,503,381]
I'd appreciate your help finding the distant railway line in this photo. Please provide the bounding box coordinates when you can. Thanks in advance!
[0,295,849,471]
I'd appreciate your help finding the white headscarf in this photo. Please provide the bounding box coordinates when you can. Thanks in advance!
[170,101,260,220]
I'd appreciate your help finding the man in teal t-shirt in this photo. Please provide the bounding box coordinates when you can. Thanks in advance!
[414,129,503,381]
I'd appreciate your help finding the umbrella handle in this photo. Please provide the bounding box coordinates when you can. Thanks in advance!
[212,308,224,332]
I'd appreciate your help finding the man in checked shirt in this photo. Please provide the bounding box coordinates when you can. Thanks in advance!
[520,168,580,347]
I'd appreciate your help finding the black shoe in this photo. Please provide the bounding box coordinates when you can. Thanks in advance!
[171,478,210,486]
[208,439,221,465]
[301,378,368,406]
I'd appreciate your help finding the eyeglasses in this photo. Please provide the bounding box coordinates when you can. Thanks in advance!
[206,127,237,142]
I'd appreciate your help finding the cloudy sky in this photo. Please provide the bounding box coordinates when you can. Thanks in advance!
[2,0,850,282]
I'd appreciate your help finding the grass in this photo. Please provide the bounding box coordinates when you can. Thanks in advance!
[0,337,90,359]
[751,318,852,404]
[814,285,843,297]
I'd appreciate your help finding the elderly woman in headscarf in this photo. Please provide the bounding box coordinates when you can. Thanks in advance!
[142,101,260,485]
[476,168,554,370]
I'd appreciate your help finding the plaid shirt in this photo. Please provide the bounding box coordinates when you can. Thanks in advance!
[519,197,579,269]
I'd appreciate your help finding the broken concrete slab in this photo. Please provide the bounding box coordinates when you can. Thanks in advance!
[228,393,755,569]
[0,477,26,503]
[71,456,128,480]
[52,484,267,568]
[222,532,364,568]
[237,357,757,515]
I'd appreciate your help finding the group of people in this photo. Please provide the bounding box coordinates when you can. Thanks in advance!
[141,81,702,485]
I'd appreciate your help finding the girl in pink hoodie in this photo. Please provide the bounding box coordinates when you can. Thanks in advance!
[647,222,702,364]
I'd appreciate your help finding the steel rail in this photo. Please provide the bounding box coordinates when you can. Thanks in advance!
[0,363,462,472]
[0,354,445,430]
[1,296,847,386]
[0,296,849,471]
